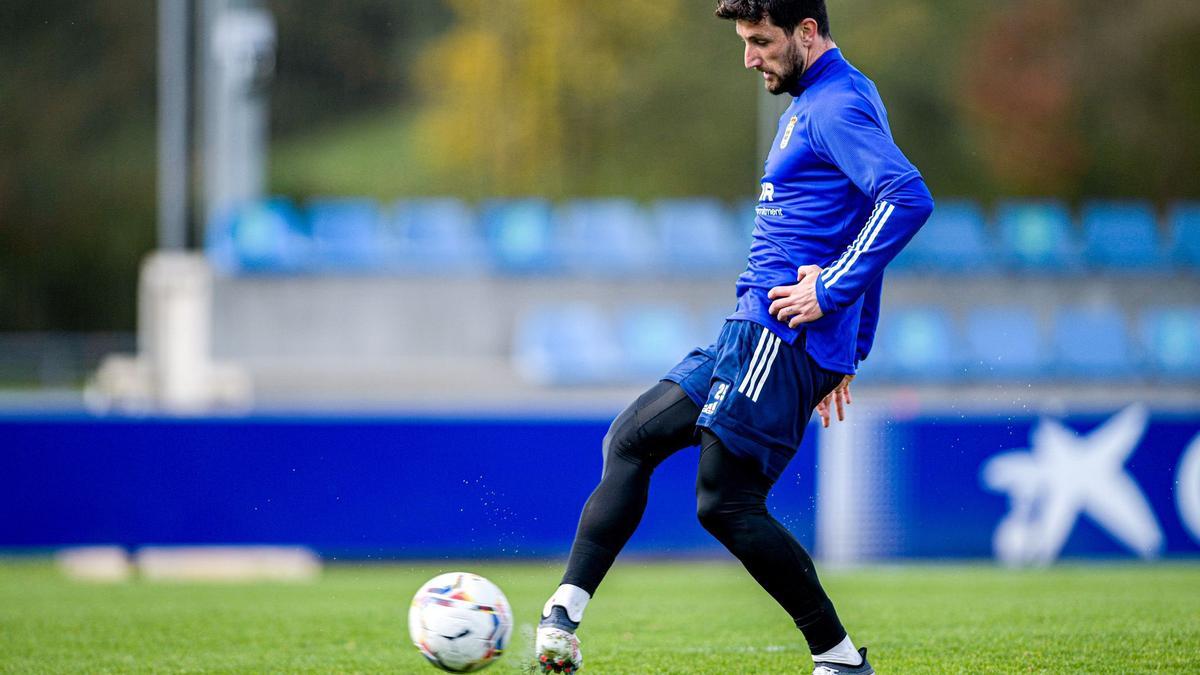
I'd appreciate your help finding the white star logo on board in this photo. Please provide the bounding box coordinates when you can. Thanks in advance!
[981,404,1164,566]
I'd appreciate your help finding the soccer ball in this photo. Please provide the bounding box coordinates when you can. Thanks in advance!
[409,572,513,672]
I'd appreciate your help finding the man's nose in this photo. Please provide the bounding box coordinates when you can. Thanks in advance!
[745,46,761,70]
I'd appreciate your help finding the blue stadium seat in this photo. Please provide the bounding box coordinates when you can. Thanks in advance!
[512,304,622,385]
[653,199,745,276]
[558,199,657,276]
[1139,307,1200,379]
[205,197,311,274]
[1080,201,1168,270]
[480,199,559,275]
[700,304,734,345]
[736,199,759,243]
[995,199,1079,272]
[872,307,959,380]
[617,306,697,378]
[388,198,484,273]
[308,198,384,271]
[964,307,1047,379]
[1168,202,1200,270]
[1052,304,1136,378]
[890,200,993,273]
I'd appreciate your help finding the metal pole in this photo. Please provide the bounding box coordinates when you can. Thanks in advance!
[157,0,190,250]
[201,0,274,231]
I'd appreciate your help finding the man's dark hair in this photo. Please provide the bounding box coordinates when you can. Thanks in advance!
[715,0,831,37]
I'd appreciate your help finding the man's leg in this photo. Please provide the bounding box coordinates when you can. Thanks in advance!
[695,429,863,667]
[537,380,699,672]
[559,380,699,595]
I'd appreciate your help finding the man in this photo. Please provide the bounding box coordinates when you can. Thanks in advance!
[535,1,933,673]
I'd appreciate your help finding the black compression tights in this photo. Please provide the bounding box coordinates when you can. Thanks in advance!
[560,381,698,594]
[559,381,847,653]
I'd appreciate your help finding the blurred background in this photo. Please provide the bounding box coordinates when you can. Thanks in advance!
[2,0,1199,566]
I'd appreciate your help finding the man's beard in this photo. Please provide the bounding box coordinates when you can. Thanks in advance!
[766,41,804,95]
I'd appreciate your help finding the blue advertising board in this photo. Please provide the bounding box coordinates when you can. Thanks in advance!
[2,405,1198,562]
[0,413,818,558]
[879,405,1200,561]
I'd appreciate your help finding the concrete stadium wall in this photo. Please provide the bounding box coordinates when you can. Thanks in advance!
[209,275,1200,406]
[212,275,1200,363]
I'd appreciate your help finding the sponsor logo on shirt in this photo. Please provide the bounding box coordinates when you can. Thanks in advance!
[780,115,798,149]
[756,182,783,217]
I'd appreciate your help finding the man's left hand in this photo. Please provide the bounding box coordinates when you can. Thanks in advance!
[767,265,825,328]
[816,374,854,428]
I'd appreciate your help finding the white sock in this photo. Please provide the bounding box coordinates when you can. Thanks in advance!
[813,635,861,666]
[542,584,591,624]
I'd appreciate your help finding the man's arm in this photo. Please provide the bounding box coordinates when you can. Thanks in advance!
[855,273,883,364]
[812,275,879,427]
[810,101,933,315]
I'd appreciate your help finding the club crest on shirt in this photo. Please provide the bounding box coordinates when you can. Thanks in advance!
[780,115,798,149]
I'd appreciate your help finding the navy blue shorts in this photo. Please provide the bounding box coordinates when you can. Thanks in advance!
[663,320,843,482]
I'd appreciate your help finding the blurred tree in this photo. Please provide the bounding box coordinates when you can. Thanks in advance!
[0,1,157,331]
[961,0,1200,201]
[1071,0,1200,200]
[2,0,1197,333]
[831,0,993,197]
[961,0,1085,197]
[408,0,756,199]
[0,0,448,331]
[269,1,452,135]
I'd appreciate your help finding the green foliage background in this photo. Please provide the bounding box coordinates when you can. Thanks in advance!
[1,0,1197,330]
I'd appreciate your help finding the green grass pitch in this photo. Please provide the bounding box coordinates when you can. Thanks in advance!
[1,559,1198,673]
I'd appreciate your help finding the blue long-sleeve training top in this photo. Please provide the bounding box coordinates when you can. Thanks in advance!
[728,48,934,374]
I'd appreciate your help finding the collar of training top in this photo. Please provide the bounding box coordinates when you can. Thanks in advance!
[790,47,844,96]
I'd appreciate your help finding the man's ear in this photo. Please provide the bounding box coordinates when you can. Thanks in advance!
[797,17,819,45]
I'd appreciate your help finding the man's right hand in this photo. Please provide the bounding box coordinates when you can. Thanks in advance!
[816,374,853,428]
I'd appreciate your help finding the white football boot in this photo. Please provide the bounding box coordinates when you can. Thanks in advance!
[536,586,589,673]
[535,624,583,673]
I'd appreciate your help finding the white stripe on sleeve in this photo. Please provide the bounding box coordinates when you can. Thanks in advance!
[825,202,895,289]
[822,201,885,283]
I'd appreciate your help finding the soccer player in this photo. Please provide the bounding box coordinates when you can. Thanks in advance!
[535,1,933,673]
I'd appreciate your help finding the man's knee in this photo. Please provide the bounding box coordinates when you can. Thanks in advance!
[695,431,768,535]
[696,476,739,536]
[602,381,696,471]
[695,489,726,534]
[601,404,646,467]
[698,487,774,550]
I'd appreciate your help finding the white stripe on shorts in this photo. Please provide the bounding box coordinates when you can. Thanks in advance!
[738,327,772,395]
[739,328,781,402]
[750,334,782,403]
